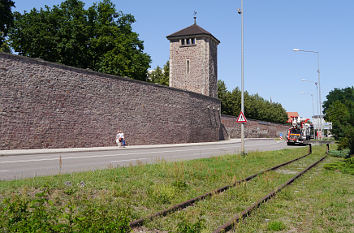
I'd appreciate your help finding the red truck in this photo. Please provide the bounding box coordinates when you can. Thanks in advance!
[287,118,314,145]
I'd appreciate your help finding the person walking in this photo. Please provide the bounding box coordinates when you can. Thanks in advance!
[121,131,126,147]
[116,130,122,147]
[115,130,126,148]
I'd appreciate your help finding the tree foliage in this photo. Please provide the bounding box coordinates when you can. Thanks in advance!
[8,0,151,81]
[0,0,15,38]
[323,86,354,154]
[323,87,354,113]
[217,80,288,124]
[0,0,15,51]
[148,61,169,86]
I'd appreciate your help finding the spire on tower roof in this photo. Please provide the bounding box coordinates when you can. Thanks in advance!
[166,17,220,44]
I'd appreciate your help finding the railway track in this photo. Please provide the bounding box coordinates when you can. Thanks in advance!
[129,144,328,231]
[213,154,327,232]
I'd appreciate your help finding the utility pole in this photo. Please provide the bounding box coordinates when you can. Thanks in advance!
[238,0,245,155]
[316,53,322,138]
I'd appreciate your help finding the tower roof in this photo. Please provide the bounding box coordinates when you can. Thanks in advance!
[167,23,220,44]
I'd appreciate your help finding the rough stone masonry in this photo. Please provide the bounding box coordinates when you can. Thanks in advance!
[167,22,219,98]
[0,22,289,150]
[0,53,221,149]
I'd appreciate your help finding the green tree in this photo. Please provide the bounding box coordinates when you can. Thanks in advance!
[148,61,169,86]
[323,87,354,154]
[0,0,15,52]
[323,87,354,113]
[163,61,170,82]
[230,87,241,116]
[217,80,288,124]
[217,80,233,115]
[9,0,151,81]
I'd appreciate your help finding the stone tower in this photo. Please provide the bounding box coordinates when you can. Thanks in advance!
[167,20,220,98]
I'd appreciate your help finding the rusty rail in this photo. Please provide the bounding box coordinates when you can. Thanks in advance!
[213,153,327,233]
[129,145,313,228]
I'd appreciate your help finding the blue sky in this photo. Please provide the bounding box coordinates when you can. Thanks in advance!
[13,0,354,119]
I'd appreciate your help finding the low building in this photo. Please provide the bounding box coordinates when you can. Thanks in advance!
[312,115,332,137]
[312,115,331,130]
[286,112,299,123]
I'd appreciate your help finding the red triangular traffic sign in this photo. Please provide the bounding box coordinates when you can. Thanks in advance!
[236,111,247,123]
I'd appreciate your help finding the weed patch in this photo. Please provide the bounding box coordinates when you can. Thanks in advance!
[176,215,205,233]
[0,145,352,232]
[328,149,350,158]
[172,180,188,190]
[0,189,131,232]
[324,157,354,175]
[267,221,286,231]
[150,184,176,204]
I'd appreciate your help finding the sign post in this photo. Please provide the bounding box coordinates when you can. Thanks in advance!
[236,111,247,123]
[237,0,245,155]
[236,111,247,154]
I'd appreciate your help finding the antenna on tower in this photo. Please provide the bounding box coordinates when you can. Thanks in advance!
[193,11,197,24]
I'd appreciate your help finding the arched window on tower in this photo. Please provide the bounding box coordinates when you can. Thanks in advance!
[180,38,196,46]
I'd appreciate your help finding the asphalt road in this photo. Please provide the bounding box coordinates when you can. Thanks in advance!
[0,139,298,181]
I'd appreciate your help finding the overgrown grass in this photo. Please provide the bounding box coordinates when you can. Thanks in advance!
[324,147,354,176]
[328,148,351,158]
[230,154,354,233]
[267,221,286,231]
[0,145,352,232]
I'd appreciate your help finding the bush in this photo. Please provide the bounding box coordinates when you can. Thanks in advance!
[323,87,354,154]
[328,149,350,158]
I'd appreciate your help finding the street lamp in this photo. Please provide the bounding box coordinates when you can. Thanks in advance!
[294,48,322,138]
[301,78,319,114]
[300,91,315,118]
[301,78,320,136]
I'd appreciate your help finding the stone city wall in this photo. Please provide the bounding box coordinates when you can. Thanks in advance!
[0,53,221,149]
[221,115,289,139]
